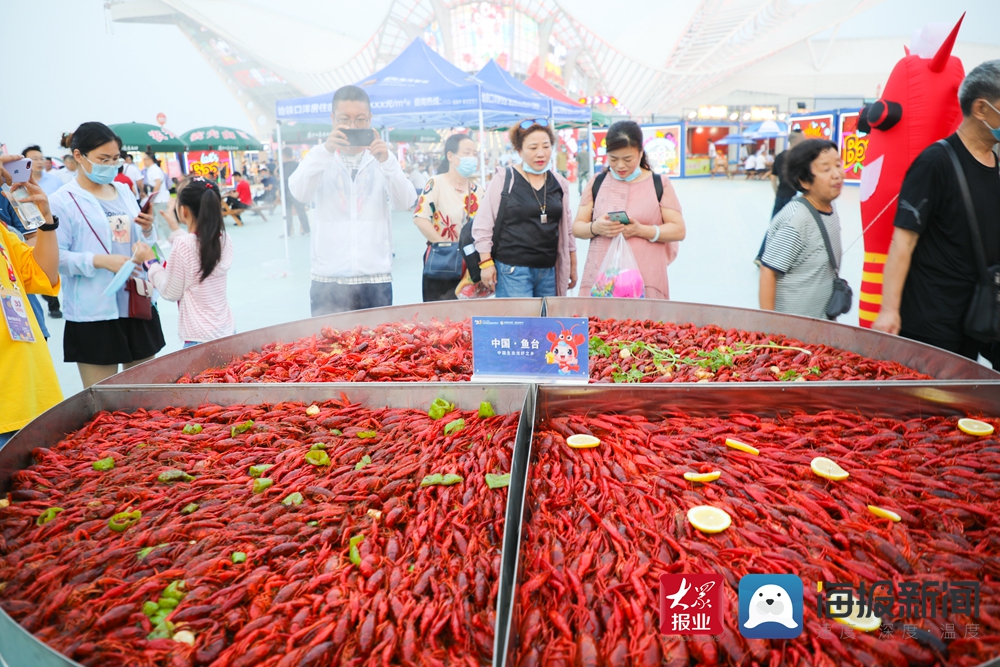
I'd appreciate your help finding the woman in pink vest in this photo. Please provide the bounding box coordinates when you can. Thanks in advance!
[575,121,686,299]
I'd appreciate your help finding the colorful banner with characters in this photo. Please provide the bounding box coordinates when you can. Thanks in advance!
[185,150,233,186]
[789,114,836,141]
[839,111,868,183]
[471,316,589,383]
[641,125,682,177]
[591,130,608,169]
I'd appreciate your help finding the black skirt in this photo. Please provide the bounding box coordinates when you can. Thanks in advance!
[64,307,166,365]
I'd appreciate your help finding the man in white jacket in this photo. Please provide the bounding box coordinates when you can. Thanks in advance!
[289,85,416,315]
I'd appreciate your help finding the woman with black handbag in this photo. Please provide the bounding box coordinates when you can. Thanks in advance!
[413,134,480,301]
[50,122,164,387]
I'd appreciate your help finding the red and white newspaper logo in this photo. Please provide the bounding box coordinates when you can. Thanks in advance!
[660,573,724,635]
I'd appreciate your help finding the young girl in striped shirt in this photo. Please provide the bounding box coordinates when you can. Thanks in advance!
[134,177,234,347]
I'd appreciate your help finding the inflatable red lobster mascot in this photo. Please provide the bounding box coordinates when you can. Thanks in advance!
[857,15,966,327]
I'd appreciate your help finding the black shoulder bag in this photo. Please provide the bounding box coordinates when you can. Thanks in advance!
[461,167,513,283]
[798,197,852,319]
[939,139,1000,342]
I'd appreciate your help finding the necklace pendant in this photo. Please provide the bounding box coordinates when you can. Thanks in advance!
[540,213,548,224]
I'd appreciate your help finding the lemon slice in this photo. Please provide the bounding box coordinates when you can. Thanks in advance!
[684,471,721,483]
[828,592,882,632]
[687,505,731,534]
[566,434,601,449]
[725,438,759,455]
[958,418,994,436]
[811,457,849,481]
[867,505,901,522]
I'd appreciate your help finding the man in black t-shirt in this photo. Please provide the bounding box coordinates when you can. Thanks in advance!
[874,61,1000,361]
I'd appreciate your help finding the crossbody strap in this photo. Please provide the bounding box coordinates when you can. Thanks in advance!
[491,167,514,247]
[797,197,839,274]
[938,139,989,281]
[69,192,110,254]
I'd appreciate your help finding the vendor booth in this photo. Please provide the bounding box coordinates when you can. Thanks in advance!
[180,126,264,187]
[109,122,187,183]
[788,109,866,184]
[640,124,682,177]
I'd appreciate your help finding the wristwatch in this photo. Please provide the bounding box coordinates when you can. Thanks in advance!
[143,258,160,271]
[38,215,59,232]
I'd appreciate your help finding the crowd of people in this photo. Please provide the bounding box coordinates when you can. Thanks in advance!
[2,60,998,447]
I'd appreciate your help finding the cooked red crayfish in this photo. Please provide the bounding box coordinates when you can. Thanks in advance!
[180,320,471,384]
[181,317,928,385]
[515,410,1000,667]
[0,399,515,666]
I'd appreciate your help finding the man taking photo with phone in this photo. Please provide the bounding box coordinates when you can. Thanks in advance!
[288,85,415,315]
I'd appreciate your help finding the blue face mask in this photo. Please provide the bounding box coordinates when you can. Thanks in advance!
[456,156,478,178]
[984,101,1000,142]
[521,161,548,175]
[610,165,642,182]
[82,156,119,185]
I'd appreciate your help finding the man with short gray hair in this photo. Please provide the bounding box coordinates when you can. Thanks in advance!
[874,60,1000,362]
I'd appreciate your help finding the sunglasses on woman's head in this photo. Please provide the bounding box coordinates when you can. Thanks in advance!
[519,119,550,129]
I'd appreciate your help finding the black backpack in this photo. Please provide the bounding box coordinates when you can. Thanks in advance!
[591,170,664,207]
[461,167,514,283]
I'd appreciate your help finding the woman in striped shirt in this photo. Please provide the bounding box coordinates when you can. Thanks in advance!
[134,177,234,347]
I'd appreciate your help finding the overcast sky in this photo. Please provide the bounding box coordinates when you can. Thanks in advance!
[2,0,998,159]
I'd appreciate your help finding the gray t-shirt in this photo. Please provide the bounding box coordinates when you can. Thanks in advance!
[761,198,841,320]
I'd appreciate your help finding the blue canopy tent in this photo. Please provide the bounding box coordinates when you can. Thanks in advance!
[715,134,755,145]
[474,59,591,127]
[745,120,789,139]
[274,39,552,243]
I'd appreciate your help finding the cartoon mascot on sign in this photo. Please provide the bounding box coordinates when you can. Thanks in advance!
[857,15,966,327]
[545,325,585,375]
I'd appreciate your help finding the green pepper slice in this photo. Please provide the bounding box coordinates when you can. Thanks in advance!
[282,492,303,506]
[248,464,274,478]
[478,402,496,418]
[329,429,343,436]
[180,503,199,515]
[304,450,330,467]
[158,469,194,483]
[142,601,160,617]
[92,457,115,472]
[182,424,202,435]
[230,420,255,437]
[428,397,454,421]
[348,534,365,566]
[309,442,327,451]
[252,478,273,494]
[36,507,63,526]
[231,552,247,564]
[485,473,511,489]
[444,418,465,436]
[109,509,142,532]
[356,430,377,439]
[355,454,372,471]
[161,580,187,601]
[420,473,463,487]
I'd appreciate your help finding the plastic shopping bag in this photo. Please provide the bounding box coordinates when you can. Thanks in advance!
[590,234,645,298]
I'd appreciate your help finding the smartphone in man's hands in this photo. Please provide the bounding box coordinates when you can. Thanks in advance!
[341,129,376,146]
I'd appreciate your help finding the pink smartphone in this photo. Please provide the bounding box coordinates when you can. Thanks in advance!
[5,158,31,183]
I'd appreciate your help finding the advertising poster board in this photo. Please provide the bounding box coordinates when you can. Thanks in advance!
[641,125,682,177]
[789,114,836,141]
[186,150,234,186]
[472,317,589,383]
[839,111,867,183]
[591,130,608,169]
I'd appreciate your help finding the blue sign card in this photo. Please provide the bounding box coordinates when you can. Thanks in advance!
[472,316,589,383]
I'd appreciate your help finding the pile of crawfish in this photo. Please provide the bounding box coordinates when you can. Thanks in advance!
[180,317,928,385]
[0,398,515,666]
[588,317,929,382]
[180,320,471,384]
[517,410,1000,667]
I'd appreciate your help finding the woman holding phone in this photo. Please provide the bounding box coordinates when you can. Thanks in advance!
[413,133,479,301]
[472,119,576,297]
[50,122,164,388]
[573,120,686,299]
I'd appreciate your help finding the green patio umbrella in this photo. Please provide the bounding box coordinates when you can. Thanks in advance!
[388,128,441,143]
[181,126,263,151]
[109,123,187,153]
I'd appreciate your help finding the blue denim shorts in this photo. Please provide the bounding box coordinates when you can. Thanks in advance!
[495,261,556,298]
